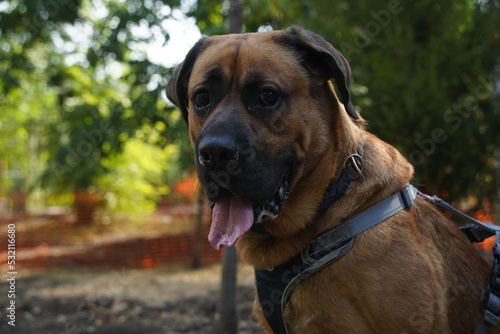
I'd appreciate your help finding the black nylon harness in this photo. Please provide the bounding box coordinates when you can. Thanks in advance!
[254,168,500,333]
[255,184,418,333]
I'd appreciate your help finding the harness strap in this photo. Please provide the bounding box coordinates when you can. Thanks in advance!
[417,191,500,241]
[256,185,500,333]
[254,239,354,334]
[308,184,418,256]
[255,184,417,334]
[417,191,500,334]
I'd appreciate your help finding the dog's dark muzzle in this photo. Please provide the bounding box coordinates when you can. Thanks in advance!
[196,131,284,202]
[195,120,295,224]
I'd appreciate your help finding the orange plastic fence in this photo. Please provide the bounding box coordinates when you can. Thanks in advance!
[0,178,496,270]
[0,175,222,270]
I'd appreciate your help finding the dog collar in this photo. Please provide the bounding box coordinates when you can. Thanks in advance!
[315,145,363,216]
[255,184,418,334]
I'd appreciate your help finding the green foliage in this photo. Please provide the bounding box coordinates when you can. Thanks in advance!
[189,0,310,33]
[0,0,192,212]
[0,37,59,194]
[37,0,189,192]
[97,132,179,214]
[296,0,500,202]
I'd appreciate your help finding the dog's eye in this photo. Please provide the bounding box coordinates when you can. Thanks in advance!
[259,90,279,107]
[194,92,210,109]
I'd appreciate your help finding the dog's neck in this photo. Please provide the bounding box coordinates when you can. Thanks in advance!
[237,89,414,269]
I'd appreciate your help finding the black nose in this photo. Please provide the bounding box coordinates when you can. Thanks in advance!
[197,135,238,170]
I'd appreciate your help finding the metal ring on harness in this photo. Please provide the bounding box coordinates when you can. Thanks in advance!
[343,153,363,179]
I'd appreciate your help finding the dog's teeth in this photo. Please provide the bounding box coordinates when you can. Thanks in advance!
[253,175,290,224]
[257,209,278,223]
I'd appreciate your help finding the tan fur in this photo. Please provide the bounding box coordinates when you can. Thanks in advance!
[167,27,497,333]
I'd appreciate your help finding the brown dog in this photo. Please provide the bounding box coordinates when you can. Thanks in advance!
[167,26,497,333]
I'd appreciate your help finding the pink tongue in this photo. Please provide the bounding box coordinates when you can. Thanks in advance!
[208,192,254,250]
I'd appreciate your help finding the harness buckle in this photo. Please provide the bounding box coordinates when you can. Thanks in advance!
[400,185,417,208]
[459,224,496,243]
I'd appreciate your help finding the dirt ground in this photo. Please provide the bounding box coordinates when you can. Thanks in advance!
[0,263,265,334]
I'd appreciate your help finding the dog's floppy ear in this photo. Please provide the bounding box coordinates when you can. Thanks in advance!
[276,26,358,119]
[166,37,209,124]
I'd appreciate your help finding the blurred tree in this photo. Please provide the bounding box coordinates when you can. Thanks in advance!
[39,0,190,189]
[0,0,69,196]
[298,0,500,205]
[189,0,310,34]
[0,0,192,220]
[97,134,179,214]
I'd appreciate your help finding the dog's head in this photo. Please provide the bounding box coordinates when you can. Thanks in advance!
[167,26,357,249]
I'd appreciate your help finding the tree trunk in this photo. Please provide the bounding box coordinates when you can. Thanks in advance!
[10,191,26,219]
[217,245,239,334]
[74,190,96,225]
[191,189,206,269]
[229,0,243,34]
[217,1,244,333]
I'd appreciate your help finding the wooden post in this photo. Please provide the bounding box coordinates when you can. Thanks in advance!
[228,0,243,35]
[217,245,239,334]
[217,1,243,333]
[191,188,206,269]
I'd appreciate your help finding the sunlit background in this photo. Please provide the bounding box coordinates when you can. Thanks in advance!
[0,0,499,333]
